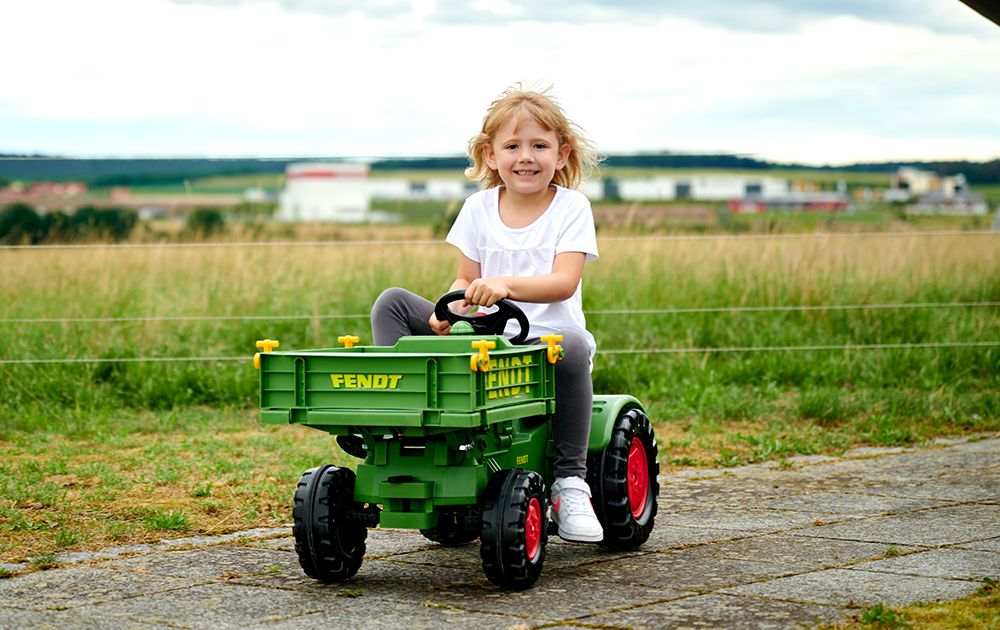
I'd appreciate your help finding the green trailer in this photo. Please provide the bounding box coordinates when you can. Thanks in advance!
[255,293,659,589]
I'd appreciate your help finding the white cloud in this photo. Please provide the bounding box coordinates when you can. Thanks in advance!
[0,0,997,163]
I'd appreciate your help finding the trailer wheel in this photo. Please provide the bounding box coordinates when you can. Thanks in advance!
[420,507,481,546]
[587,407,659,549]
[480,468,547,589]
[292,465,367,582]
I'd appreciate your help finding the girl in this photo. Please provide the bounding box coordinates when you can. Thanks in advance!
[371,85,602,542]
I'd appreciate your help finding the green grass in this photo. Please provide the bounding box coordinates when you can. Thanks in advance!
[827,578,1000,629]
[0,223,997,563]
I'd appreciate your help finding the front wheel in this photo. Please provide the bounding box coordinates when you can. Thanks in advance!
[292,465,368,582]
[480,468,547,589]
[587,407,659,549]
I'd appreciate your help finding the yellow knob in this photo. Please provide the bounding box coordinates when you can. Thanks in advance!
[470,339,496,372]
[338,335,361,349]
[256,339,280,352]
[254,339,280,370]
[540,334,563,364]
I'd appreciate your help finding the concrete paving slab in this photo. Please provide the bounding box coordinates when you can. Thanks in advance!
[363,528,441,557]
[657,506,836,533]
[722,568,981,607]
[0,567,200,611]
[940,437,1000,453]
[0,606,173,629]
[793,503,1000,547]
[676,533,919,570]
[858,473,1000,502]
[957,536,1000,553]
[754,491,954,516]
[64,583,329,629]
[570,550,804,591]
[849,548,1000,581]
[407,574,685,622]
[95,547,301,580]
[583,592,848,629]
[258,597,532,630]
[232,557,486,604]
[615,524,758,552]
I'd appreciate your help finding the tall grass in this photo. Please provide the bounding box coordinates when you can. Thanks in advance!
[0,233,998,436]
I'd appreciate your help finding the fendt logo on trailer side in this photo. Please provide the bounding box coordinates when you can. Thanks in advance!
[330,373,403,389]
[486,355,533,399]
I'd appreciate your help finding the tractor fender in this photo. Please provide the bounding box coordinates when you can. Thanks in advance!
[587,395,646,452]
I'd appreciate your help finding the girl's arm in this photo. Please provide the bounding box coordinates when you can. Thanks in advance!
[429,254,482,335]
[464,252,586,307]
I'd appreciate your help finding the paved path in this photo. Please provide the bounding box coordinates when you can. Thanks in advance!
[2,438,998,629]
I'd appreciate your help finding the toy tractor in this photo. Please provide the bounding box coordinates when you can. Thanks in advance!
[255,291,659,589]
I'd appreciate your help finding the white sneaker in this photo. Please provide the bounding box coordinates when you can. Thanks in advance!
[550,477,603,543]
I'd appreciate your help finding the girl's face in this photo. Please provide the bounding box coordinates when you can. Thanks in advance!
[484,114,569,199]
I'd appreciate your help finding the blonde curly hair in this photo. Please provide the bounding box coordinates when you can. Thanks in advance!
[465,85,599,190]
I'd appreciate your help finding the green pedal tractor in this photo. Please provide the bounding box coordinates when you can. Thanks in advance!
[254,291,659,589]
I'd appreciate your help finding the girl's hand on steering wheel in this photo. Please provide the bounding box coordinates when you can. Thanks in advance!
[465,277,511,308]
[429,313,451,336]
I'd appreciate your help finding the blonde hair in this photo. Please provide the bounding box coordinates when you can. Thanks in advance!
[465,85,599,190]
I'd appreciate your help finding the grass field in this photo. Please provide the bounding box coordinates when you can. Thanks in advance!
[0,221,998,566]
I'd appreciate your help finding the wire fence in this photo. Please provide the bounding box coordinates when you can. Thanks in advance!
[2,231,996,364]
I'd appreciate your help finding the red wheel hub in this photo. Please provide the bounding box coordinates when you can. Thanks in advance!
[525,497,542,561]
[627,437,649,519]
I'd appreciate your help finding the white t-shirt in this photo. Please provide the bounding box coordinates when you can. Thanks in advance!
[446,185,599,356]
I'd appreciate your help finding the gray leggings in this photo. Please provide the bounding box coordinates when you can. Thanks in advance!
[371,287,592,479]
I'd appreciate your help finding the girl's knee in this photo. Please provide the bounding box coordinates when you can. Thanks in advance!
[556,330,591,373]
[372,287,409,314]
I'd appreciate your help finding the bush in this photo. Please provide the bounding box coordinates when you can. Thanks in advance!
[0,203,46,244]
[0,204,138,244]
[70,206,138,241]
[186,207,225,236]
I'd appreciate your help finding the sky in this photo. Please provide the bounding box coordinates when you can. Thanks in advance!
[1,0,998,166]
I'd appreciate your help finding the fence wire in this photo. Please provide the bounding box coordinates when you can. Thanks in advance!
[0,229,996,251]
[2,340,997,365]
[2,301,997,325]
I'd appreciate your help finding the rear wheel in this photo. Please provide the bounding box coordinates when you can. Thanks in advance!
[587,408,659,549]
[480,468,547,589]
[292,465,369,582]
[420,507,481,547]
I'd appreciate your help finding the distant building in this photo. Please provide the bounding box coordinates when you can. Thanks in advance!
[614,174,789,202]
[276,162,370,222]
[888,167,969,201]
[888,167,986,215]
[907,191,988,215]
[730,191,850,214]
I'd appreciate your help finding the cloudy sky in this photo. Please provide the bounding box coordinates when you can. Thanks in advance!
[2,0,997,165]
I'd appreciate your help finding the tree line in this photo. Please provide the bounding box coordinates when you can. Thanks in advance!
[2,154,998,185]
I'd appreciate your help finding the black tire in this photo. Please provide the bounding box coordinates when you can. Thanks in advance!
[587,407,659,550]
[480,468,547,589]
[420,507,481,547]
[292,465,368,582]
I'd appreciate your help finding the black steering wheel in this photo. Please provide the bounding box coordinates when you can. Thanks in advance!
[434,290,530,345]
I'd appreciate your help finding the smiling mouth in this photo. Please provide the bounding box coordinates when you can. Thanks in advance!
[514,170,539,176]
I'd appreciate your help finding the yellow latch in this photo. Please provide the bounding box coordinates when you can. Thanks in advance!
[254,339,280,370]
[540,334,563,364]
[470,339,496,372]
[338,335,360,349]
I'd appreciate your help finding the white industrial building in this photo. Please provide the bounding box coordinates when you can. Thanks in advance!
[616,174,789,201]
[275,164,804,222]
[276,162,370,222]
[370,179,479,201]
